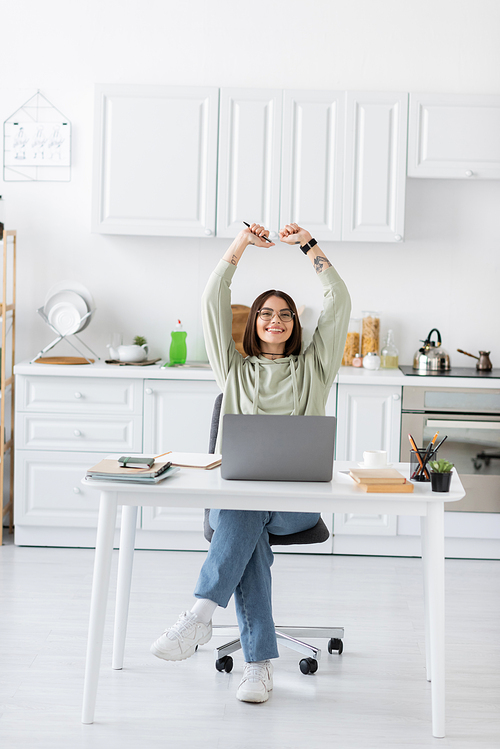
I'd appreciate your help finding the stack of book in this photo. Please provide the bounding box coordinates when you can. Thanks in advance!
[349,468,414,493]
[86,459,178,484]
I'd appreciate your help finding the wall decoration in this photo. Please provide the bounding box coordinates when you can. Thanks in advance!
[3,91,71,181]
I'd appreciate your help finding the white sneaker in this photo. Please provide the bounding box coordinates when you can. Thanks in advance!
[236,660,274,703]
[150,611,212,661]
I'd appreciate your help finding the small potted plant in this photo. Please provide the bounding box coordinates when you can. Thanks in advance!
[429,459,454,492]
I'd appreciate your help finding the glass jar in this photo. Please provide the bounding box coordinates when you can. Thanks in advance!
[361,311,380,356]
[380,329,399,369]
[352,353,363,368]
[341,317,361,366]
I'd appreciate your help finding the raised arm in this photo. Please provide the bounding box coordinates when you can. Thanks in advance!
[222,223,275,266]
[279,223,332,274]
[279,223,351,387]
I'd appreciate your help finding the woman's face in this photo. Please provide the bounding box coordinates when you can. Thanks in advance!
[255,295,294,350]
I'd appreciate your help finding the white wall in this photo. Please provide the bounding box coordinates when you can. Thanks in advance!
[1,0,499,366]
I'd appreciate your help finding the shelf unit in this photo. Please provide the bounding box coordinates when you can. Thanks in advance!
[1,230,16,542]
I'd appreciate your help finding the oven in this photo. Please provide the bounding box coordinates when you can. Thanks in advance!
[401,386,500,512]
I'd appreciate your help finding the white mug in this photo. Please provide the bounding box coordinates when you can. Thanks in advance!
[363,450,388,467]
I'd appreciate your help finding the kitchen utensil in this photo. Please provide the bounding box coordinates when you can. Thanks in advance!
[44,290,88,334]
[44,281,95,332]
[457,349,492,371]
[106,343,148,362]
[413,328,451,371]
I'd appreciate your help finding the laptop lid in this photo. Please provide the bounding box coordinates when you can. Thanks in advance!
[220,414,336,482]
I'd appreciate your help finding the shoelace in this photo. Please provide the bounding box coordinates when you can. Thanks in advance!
[166,612,196,641]
[243,663,269,682]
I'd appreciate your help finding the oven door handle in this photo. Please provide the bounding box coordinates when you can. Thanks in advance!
[426,419,500,430]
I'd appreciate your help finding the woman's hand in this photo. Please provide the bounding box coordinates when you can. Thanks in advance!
[239,223,275,248]
[279,223,312,247]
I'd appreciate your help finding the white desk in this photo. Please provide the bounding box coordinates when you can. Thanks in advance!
[81,463,465,737]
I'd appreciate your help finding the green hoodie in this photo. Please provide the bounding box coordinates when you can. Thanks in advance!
[202,259,351,451]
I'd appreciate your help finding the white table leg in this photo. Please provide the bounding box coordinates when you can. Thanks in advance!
[81,491,118,724]
[112,505,138,670]
[420,515,431,682]
[421,502,446,739]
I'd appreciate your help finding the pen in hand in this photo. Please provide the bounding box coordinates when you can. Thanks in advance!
[243,221,273,242]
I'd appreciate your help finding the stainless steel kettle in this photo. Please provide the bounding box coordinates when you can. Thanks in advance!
[413,328,451,371]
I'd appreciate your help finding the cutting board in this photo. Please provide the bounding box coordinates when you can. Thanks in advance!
[231,304,250,356]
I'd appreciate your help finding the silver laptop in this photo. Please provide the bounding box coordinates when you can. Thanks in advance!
[221,414,336,482]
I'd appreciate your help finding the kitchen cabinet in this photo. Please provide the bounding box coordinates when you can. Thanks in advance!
[140,378,220,550]
[216,88,282,239]
[280,90,345,242]
[92,84,408,241]
[14,374,144,546]
[92,84,219,236]
[333,383,402,538]
[342,92,408,242]
[408,93,500,178]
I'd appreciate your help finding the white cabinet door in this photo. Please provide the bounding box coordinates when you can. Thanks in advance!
[92,84,219,236]
[342,92,408,243]
[334,384,402,539]
[216,88,282,238]
[336,383,402,462]
[280,90,345,242]
[408,93,500,178]
[141,379,220,548]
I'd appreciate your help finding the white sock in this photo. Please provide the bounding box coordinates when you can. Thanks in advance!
[190,598,218,624]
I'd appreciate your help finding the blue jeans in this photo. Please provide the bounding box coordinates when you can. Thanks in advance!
[193,509,321,662]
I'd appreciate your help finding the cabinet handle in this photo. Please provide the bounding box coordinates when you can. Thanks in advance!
[394,235,402,242]
[74,429,82,437]
[465,170,474,177]
[204,229,213,236]
[145,387,153,395]
[392,393,400,401]
[73,487,81,494]
[74,392,82,399]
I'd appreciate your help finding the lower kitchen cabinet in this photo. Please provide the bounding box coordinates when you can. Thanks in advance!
[333,383,402,541]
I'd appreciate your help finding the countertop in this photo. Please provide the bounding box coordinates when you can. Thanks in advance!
[13,360,500,389]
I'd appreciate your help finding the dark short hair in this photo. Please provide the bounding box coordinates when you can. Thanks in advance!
[243,289,302,358]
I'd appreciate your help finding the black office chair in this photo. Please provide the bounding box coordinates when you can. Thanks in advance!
[205,393,344,675]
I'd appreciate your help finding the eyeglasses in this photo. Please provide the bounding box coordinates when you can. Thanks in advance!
[257,307,295,323]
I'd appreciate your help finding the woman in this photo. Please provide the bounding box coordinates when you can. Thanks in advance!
[151,223,351,703]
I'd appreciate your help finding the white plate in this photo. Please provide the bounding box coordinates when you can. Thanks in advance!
[357,462,393,468]
[44,281,95,314]
[47,302,83,335]
[44,290,88,318]
[44,288,92,333]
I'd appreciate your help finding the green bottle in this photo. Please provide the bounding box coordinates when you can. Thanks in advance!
[169,319,187,366]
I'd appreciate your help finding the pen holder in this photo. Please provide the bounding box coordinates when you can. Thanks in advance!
[410,448,430,482]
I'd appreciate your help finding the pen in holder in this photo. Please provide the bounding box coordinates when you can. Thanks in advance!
[410,448,431,482]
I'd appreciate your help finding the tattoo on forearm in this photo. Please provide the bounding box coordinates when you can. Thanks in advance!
[230,254,238,265]
[313,255,332,274]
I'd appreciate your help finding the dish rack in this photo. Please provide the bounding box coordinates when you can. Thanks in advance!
[31,282,100,364]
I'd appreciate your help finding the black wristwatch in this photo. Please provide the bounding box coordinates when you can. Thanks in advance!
[300,237,317,254]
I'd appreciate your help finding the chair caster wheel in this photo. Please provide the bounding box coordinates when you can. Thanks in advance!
[215,656,234,673]
[328,638,344,654]
[299,657,318,675]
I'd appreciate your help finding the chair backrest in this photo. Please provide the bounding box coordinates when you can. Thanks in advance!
[204,394,330,547]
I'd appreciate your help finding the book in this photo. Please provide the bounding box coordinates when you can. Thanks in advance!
[167,452,222,470]
[355,480,414,493]
[86,459,177,484]
[349,468,407,485]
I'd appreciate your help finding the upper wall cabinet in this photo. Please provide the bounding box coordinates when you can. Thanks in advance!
[342,92,408,243]
[280,90,345,242]
[216,89,282,239]
[408,93,500,179]
[92,85,219,236]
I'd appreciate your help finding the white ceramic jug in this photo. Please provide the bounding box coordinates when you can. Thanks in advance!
[107,343,148,362]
